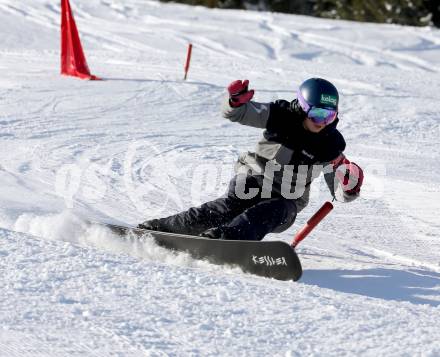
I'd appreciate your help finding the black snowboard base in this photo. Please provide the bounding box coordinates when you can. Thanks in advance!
[95,223,302,281]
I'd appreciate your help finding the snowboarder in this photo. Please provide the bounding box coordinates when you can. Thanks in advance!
[138,78,364,240]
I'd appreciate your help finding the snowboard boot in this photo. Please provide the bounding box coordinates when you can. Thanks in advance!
[199,227,224,239]
[137,219,163,231]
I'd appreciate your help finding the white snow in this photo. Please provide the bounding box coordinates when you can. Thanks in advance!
[1,0,440,355]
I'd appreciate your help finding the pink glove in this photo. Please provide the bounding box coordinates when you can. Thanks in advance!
[333,156,364,195]
[228,79,254,107]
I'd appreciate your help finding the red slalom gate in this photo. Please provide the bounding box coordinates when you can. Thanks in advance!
[292,201,334,248]
[61,0,100,80]
[183,43,193,80]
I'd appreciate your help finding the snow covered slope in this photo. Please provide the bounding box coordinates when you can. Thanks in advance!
[1,0,440,355]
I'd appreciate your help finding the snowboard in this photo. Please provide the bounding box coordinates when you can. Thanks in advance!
[96,223,302,281]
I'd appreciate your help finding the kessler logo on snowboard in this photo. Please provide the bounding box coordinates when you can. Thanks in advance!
[251,255,288,266]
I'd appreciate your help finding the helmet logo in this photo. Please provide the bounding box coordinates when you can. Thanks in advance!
[320,94,337,106]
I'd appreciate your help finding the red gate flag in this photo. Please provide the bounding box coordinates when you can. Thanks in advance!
[61,0,99,80]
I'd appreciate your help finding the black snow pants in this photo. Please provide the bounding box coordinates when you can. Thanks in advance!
[140,175,297,241]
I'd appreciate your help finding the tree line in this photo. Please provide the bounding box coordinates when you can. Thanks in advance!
[160,0,440,27]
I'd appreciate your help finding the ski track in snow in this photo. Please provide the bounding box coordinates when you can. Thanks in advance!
[1,0,440,355]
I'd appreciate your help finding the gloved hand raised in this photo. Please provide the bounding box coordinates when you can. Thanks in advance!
[228,79,254,107]
[333,156,364,195]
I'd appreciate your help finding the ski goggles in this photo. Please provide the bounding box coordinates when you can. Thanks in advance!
[297,90,338,125]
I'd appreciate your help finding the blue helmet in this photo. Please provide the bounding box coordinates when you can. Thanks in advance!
[298,78,339,111]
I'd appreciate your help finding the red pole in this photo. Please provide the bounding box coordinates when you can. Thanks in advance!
[292,201,334,248]
[184,43,193,80]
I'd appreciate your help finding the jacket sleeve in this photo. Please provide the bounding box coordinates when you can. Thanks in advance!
[322,133,358,203]
[222,97,271,129]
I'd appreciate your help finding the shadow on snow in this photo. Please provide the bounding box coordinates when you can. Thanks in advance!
[302,268,440,306]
